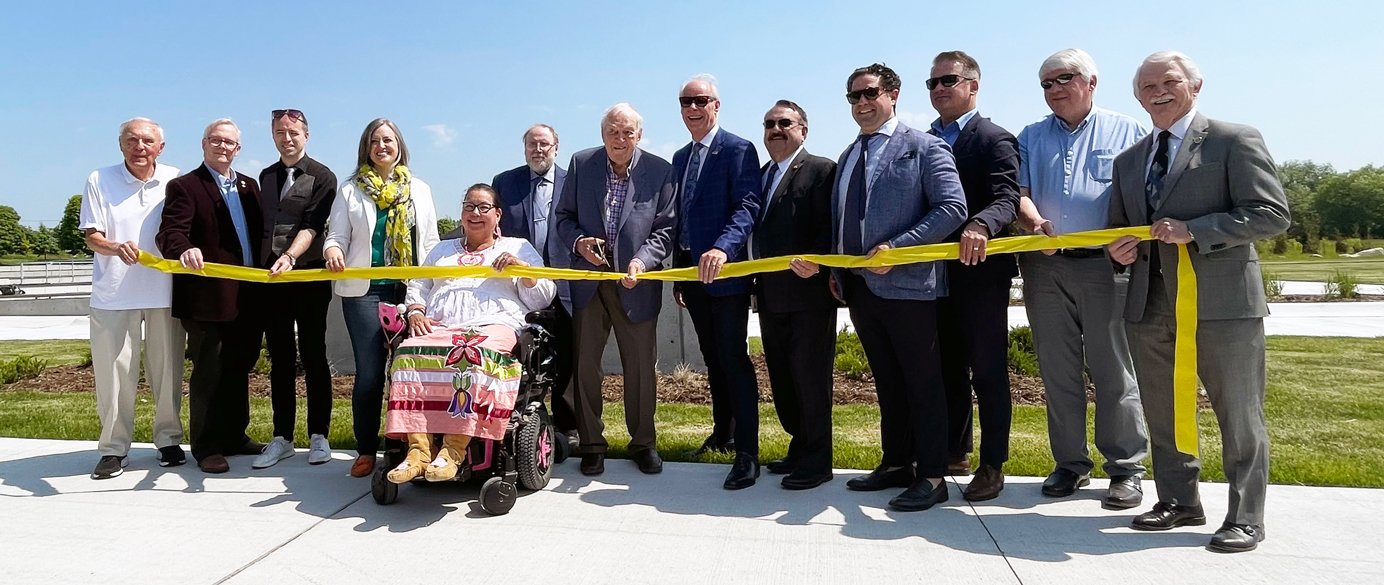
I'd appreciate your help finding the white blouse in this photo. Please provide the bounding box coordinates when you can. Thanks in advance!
[405,236,556,331]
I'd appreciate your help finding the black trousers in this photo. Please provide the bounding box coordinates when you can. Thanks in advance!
[184,315,261,461]
[760,307,837,474]
[682,284,759,455]
[939,269,1013,467]
[262,281,333,439]
[548,300,578,434]
[841,271,947,477]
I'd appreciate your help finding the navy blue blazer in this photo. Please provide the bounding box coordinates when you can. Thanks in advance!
[671,128,761,296]
[491,164,567,261]
[830,122,968,301]
[944,114,1021,283]
[554,147,677,324]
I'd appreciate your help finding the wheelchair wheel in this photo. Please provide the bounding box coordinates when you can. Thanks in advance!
[479,476,517,515]
[516,409,555,490]
[371,466,398,505]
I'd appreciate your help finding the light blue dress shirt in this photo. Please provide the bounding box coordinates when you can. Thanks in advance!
[1017,107,1148,234]
[207,165,254,265]
[929,108,979,147]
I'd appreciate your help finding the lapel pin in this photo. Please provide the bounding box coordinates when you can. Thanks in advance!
[1193,136,1204,144]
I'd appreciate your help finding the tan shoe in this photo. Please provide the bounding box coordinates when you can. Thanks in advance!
[424,434,471,482]
[386,433,433,484]
[350,454,377,478]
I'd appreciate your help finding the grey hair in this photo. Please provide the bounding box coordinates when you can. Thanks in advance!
[1136,51,1204,92]
[119,117,163,141]
[1039,48,1098,79]
[601,103,644,132]
[202,118,241,140]
[681,73,720,99]
[523,123,559,145]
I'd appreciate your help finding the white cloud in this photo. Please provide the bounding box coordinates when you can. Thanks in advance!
[423,123,457,148]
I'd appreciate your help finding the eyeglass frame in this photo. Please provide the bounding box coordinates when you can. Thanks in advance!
[846,86,889,104]
[762,118,800,130]
[679,95,716,108]
[272,109,307,124]
[205,137,239,148]
[925,74,976,90]
[461,202,498,214]
[1039,73,1080,90]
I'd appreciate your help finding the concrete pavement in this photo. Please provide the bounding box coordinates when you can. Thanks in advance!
[1,437,1379,584]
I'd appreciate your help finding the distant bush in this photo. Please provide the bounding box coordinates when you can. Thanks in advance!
[0,355,49,384]
[1007,326,1040,377]
[1325,270,1359,299]
[833,328,872,380]
[1303,237,1321,255]
[1262,270,1284,299]
[1342,238,1364,254]
[1254,239,1271,255]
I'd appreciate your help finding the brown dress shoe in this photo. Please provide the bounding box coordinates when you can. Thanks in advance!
[198,454,230,474]
[963,464,1004,501]
[350,454,377,478]
[946,456,971,476]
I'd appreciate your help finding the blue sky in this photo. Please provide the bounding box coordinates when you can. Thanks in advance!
[3,0,1381,226]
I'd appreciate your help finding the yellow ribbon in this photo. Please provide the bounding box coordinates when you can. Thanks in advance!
[139,225,1201,456]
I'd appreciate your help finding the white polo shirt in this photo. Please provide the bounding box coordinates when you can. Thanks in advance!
[79,162,179,310]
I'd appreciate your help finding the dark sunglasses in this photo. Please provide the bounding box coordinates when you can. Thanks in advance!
[1039,73,1079,90]
[272,109,307,123]
[679,96,715,108]
[846,86,886,104]
[462,203,497,213]
[762,118,799,130]
[925,74,975,90]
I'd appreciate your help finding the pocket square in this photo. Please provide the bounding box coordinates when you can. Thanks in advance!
[897,150,917,160]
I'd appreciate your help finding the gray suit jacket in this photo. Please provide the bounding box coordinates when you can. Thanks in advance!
[1109,113,1290,321]
[554,147,678,323]
[830,122,968,301]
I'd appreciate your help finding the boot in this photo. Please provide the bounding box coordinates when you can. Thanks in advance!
[425,434,471,482]
[386,433,433,484]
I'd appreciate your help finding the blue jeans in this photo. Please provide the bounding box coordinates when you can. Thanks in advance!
[340,283,404,455]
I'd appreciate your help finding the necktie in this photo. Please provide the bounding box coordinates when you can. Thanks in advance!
[680,143,704,250]
[842,133,873,255]
[752,163,781,260]
[1146,130,1172,213]
[282,167,296,197]
[530,175,549,260]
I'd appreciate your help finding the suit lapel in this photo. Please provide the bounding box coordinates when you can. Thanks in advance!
[763,149,808,219]
[952,116,982,158]
[870,124,908,186]
[1157,113,1209,210]
[616,150,641,238]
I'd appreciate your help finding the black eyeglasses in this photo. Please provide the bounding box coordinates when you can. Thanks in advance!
[846,86,887,104]
[462,203,497,214]
[679,96,715,108]
[762,118,799,130]
[925,74,975,90]
[1040,73,1079,90]
[272,109,307,123]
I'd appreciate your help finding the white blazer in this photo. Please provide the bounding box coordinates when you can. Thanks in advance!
[323,176,441,298]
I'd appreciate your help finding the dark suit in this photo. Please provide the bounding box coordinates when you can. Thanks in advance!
[671,128,762,453]
[932,114,1020,469]
[1109,113,1289,528]
[257,156,336,439]
[491,163,577,434]
[157,164,263,461]
[830,121,968,477]
[554,147,677,454]
[752,149,837,475]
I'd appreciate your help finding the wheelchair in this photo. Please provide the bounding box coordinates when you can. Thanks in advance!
[370,309,570,515]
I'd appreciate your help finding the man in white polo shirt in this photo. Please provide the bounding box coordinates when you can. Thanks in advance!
[80,117,186,479]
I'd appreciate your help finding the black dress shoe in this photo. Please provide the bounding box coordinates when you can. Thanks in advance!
[580,453,605,476]
[234,441,267,456]
[888,478,949,512]
[962,464,1004,502]
[1103,475,1143,509]
[198,454,230,474]
[690,435,734,457]
[1041,468,1090,497]
[781,470,833,491]
[723,453,760,490]
[1208,522,1265,553]
[157,445,187,468]
[1131,501,1207,531]
[765,458,796,475]
[845,465,915,492]
[946,456,971,476]
[632,449,663,474]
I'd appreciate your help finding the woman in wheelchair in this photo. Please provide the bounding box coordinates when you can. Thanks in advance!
[384,183,555,484]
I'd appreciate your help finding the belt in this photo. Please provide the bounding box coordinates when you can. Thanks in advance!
[1053,247,1104,259]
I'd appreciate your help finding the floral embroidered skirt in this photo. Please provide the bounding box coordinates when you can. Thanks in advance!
[385,324,521,441]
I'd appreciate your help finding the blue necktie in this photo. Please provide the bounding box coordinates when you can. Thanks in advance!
[680,143,704,250]
[843,134,873,255]
[530,175,549,260]
[752,163,781,259]
[1146,130,1172,213]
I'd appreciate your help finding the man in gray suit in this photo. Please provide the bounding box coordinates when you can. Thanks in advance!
[1107,51,1289,553]
[554,103,678,477]
[822,63,968,511]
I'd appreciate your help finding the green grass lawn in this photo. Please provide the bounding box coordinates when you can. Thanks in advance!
[2,336,1381,487]
[1259,257,1384,284]
[0,340,88,366]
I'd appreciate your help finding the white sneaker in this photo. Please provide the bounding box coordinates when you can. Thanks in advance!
[307,434,332,465]
[252,437,296,469]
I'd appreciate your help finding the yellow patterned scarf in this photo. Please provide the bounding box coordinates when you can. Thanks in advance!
[356,164,414,267]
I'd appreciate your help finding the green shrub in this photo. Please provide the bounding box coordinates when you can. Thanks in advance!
[1254,239,1271,255]
[1007,326,1040,376]
[80,348,93,367]
[1343,238,1364,254]
[833,328,872,380]
[1262,270,1284,299]
[0,355,49,384]
[1303,237,1321,255]
[1325,270,1359,299]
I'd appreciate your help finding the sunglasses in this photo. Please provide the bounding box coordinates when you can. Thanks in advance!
[846,86,887,104]
[272,109,307,123]
[762,118,799,130]
[679,96,715,108]
[1040,73,1079,90]
[925,74,975,90]
[462,203,497,213]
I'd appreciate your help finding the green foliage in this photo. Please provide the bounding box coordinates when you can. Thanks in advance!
[1325,270,1359,299]
[0,355,49,384]
[57,195,87,254]
[1262,270,1284,299]
[27,225,61,256]
[436,216,459,238]
[832,328,872,380]
[1007,325,1040,376]
[1315,165,1384,239]
[1279,160,1334,244]
[1341,238,1364,254]
[0,205,30,254]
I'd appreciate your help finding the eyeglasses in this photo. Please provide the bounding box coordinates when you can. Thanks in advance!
[762,118,799,130]
[1040,73,1079,90]
[925,74,975,90]
[526,141,556,152]
[846,86,887,104]
[679,95,715,108]
[462,203,497,214]
[205,137,239,148]
[272,109,307,123]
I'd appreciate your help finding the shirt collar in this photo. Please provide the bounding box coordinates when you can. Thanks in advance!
[693,125,719,150]
[606,148,641,179]
[868,116,900,138]
[1161,108,1197,140]
[120,162,161,185]
[530,165,556,183]
[930,108,979,135]
[204,163,236,187]
[1053,108,1095,134]
[774,145,804,169]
